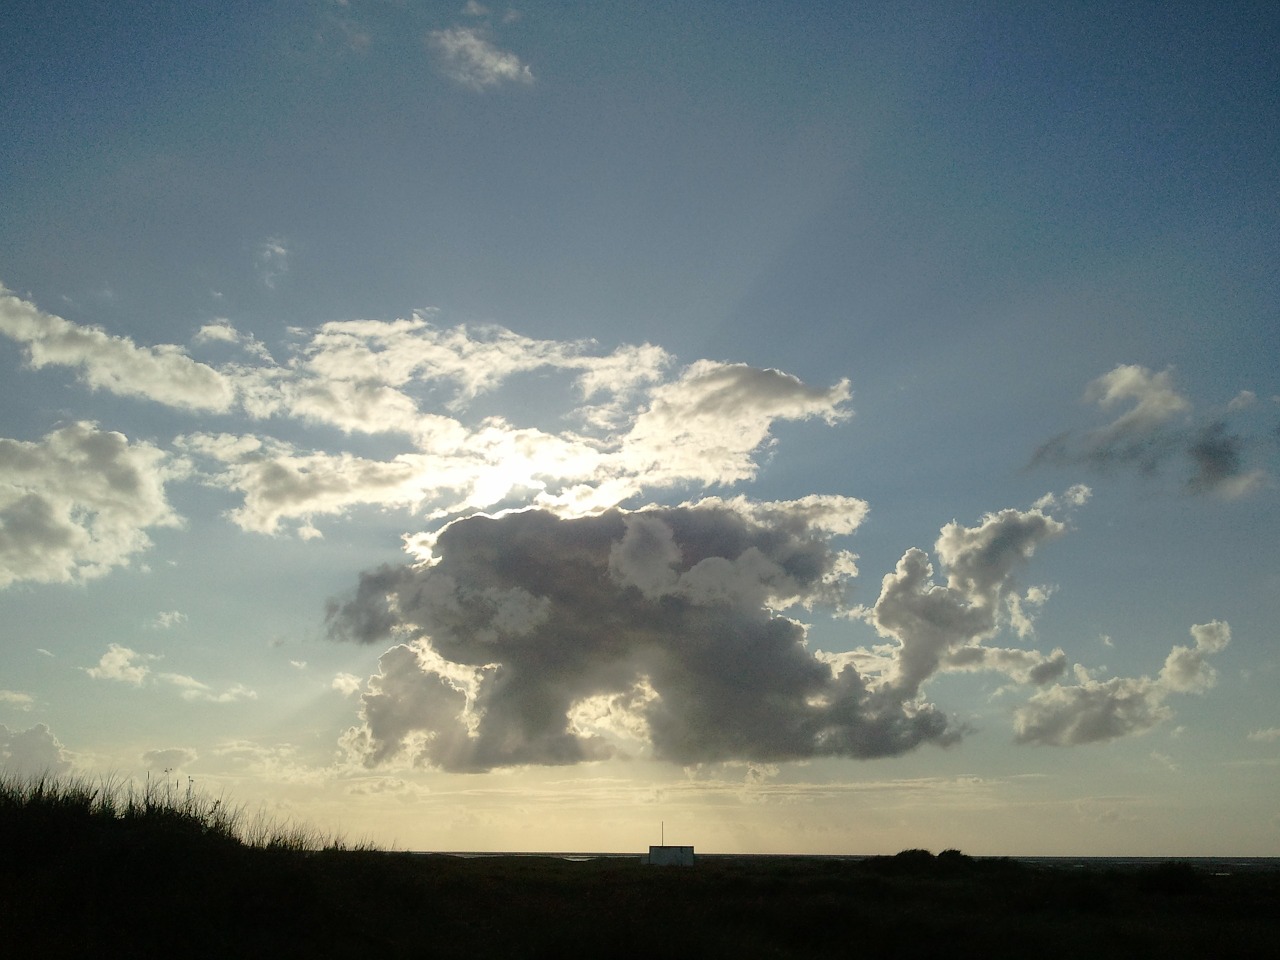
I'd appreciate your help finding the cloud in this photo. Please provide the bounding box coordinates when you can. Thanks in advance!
[84,644,256,702]
[1032,364,1270,497]
[194,320,273,361]
[428,25,533,90]
[0,690,35,711]
[0,286,234,411]
[176,354,847,536]
[193,320,240,345]
[1247,728,1280,743]
[612,362,851,491]
[256,237,289,288]
[86,644,157,685]
[141,747,198,771]
[332,491,1217,769]
[0,722,72,776]
[1228,390,1257,411]
[4,289,849,541]
[1013,621,1231,746]
[1185,422,1264,498]
[862,504,1069,699]
[211,739,325,785]
[177,433,449,537]
[328,497,968,772]
[157,673,258,703]
[0,423,185,588]
[150,610,188,629]
[332,672,363,695]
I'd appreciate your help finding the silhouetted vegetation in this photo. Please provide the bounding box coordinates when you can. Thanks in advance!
[3,773,1278,958]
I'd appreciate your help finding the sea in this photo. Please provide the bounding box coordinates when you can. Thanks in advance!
[423,852,1280,874]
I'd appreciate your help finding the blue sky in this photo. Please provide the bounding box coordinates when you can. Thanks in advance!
[2,1,1278,855]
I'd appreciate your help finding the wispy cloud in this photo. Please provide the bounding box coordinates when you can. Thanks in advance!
[85,644,256,703]
[256,237,289,289]
[1032,364,1271,498]
[150,610,188,630]
[0,690,34,711]
[141,746,197,771]
[428,25,533,90]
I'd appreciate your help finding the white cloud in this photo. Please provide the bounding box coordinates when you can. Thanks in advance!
[85,644,256,702]
[0,422,185,588]
[0,722,72,776]
[177,433,467,536]
[150,610,188,629]
[1013,622,1231,746]
[1247,728,1280,743]
[0,286,234,411]
[0,690,35,711]
[211,739,325,784]
[428,25,533,90]
[177,353,851,536]
[615,362,851,489]
[194,320,240,344]
[332,672,363,695]
[1085,364,1191,436]
[141,746,197,771]
[155,670,257,703]
[1228,390,1257,411]
[194,320,273,361]
[256,237,289,288]
[1158,619,1229,693]
[85,643,156,685]
[4,289,855,542]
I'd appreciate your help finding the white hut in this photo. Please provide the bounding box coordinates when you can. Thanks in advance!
[646,845,695,866]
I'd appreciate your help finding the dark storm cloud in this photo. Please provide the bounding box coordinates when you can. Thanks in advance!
[328,498,959,771]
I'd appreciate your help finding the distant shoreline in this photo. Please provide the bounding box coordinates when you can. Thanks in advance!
[417,851,1280,872]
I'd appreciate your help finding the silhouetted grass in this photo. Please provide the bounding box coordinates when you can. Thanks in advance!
[2,773,1277,958]
[0,770,356,852]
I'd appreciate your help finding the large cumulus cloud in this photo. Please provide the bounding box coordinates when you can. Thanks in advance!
[329,487,1231,771]
[327,496,966,771]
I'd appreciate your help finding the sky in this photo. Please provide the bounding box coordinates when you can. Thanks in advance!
[1,1,1278,857]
